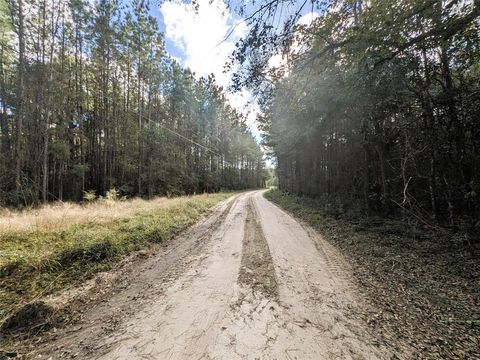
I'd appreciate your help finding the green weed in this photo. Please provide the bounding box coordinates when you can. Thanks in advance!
[0,193,233,319]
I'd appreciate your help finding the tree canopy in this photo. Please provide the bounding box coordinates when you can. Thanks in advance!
[0,0,266,206]
[235,0,480,230]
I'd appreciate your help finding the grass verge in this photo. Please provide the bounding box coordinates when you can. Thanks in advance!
[0,193,233,323]
[265,189,480,359]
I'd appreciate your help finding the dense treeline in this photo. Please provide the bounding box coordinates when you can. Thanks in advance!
[0,0,265,206]
[236,0,480,230]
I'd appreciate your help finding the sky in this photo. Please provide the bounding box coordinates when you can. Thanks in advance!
[150,0,319,146]
[150,0,258,137]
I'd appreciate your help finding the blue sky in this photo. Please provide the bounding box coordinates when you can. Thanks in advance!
[152,0,246,87]
[150,6,185,64]
[149,0,319,143]
[151,0,256,137]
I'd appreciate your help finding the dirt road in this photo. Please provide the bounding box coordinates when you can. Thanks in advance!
[35,191,390,359]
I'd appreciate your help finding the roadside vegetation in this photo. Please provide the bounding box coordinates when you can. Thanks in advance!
[264,168,278,188]
[0,0,265,207]
[234,1,479,234]
[235,1,480,355]
[0,192,233,323]
[266,189,480,359]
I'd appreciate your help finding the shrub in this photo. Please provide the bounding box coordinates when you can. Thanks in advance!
[83,190,97,202]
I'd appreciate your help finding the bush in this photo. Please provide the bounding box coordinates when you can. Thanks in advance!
[83,190,97,202]
[105,188,126,202]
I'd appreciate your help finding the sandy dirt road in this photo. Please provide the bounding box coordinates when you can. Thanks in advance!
[34,191,390,359]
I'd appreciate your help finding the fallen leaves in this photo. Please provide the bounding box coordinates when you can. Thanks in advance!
[266,190,480,359]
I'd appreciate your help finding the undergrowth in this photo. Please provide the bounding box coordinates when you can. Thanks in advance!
[0,193,232,321]
[265,189,480,359]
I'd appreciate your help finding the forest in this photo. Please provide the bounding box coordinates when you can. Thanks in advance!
[0,1,479,358]
[0,0,265,206]
[233,0,480,234]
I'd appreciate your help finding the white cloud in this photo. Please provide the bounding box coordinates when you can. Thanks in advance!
[161,0,245,88]
[297,11,320,26]
[160,4,319,155]
[226,89,250,112]
[267,12,320,76]
[161,0,262,140]
[268,53,287,71]
[245,106,262,140]
[293,12,320,54]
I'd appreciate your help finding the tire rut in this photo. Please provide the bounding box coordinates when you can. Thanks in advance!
[22,194,240,359]
[23,191,393,359]
[237,198,278,300]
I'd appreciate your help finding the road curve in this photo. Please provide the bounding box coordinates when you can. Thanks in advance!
[36,191,389,359]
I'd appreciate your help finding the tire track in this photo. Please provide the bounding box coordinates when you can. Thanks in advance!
[26,191,393,359]
[237,198,278,300]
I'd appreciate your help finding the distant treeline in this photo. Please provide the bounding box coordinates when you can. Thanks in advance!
[236,0,480,230]
[0,0,265,206]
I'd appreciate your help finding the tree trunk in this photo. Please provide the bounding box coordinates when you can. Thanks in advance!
[15,0,26,193]
[0,45,10,155]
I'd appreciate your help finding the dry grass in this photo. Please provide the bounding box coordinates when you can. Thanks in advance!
[0,192,234,320]
[0,195,210,235]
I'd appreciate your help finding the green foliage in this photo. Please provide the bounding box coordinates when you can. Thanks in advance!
[253,0,480,228]
[105,188,121,202]
[0,0,12,43]
[265,168,278,188]
[83,190,97,202]
[0,0,265,207]
[0,193,232,319]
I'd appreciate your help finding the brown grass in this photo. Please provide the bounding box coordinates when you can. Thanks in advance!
[0,192,234,321]
[0,196,209,235]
